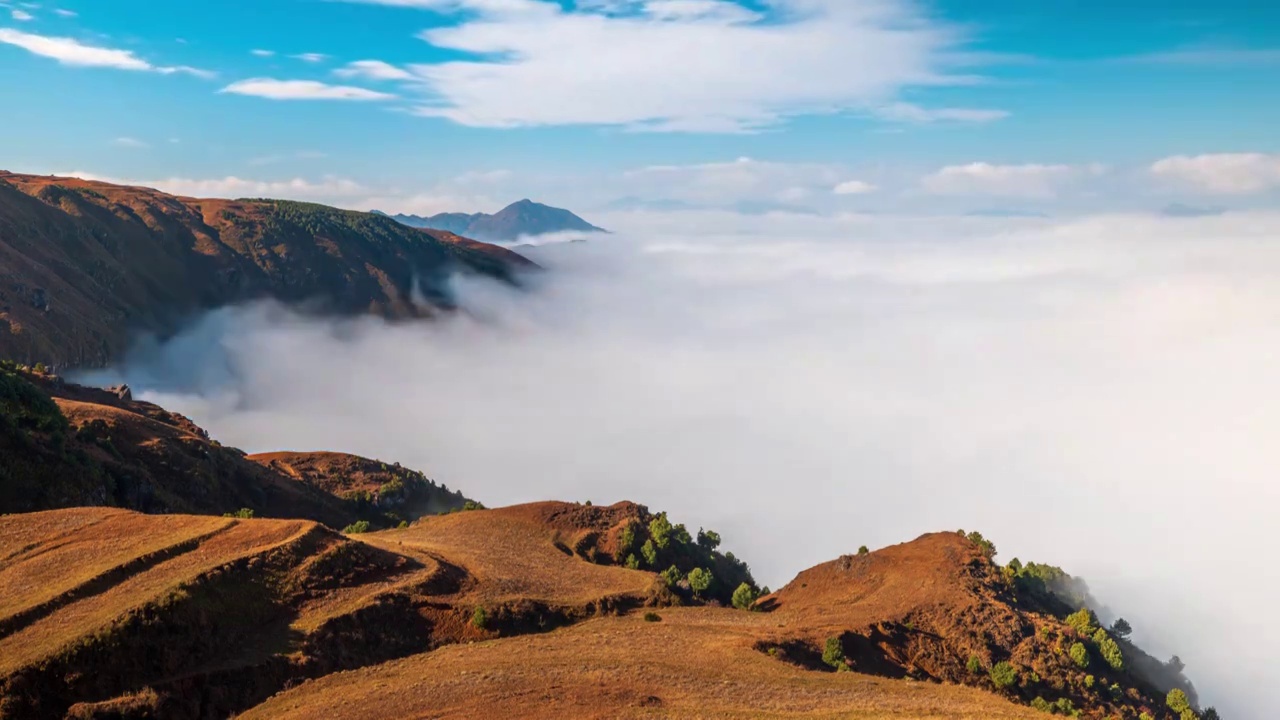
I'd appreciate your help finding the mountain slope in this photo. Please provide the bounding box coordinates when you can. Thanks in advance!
[388,199,606,241]
[0,363,470,525]
[0,172,534,368]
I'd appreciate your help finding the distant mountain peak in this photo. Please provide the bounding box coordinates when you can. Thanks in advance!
[388,199,605,241]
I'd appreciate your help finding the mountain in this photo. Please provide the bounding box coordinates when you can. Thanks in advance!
[387,199,606,241]
[0,172,534,368]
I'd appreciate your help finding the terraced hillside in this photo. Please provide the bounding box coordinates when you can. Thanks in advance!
[0,172,534,368]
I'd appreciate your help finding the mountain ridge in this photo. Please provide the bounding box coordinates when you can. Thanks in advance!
[0,172,534,369]
[383,198,606,241]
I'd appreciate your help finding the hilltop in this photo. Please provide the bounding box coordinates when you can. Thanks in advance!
[384,198,606,241]
[0,500,1214,720]
[0,362,471,527]
[0,172,534,368]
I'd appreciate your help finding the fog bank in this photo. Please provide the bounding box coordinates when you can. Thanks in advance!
[98,210,1280,716]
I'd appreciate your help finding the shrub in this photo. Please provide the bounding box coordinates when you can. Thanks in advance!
[33,362,48,374]
[1083,674,1095,689]
[1030,697,1051,713]
[342,520,371,534]
[397,520,409,529]
[822,636,845,669]
[967,655,983,674]
[1069,642,1090,669]
[641,539,659,567]
[857,545,869,555]
[223,508,255,519]
[1167,689,1191,714]
[625,554,640,570]
[687,567,713,597]
[470,606,488,629]
[731,582,759,610]
[989,661,1017,689]
[1139,714,1154,720]
[643,612,661,622]
[1053,698,1076,716]
[461,500,485,511]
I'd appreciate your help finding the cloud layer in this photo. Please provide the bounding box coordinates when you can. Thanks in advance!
[97,209,1280,718]
[378,0,989,131]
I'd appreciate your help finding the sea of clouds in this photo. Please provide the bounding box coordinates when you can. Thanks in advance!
[93,209,1280,716]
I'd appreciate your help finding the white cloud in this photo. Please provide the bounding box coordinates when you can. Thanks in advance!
[336,0,981,132]
[250,49,275,57]
[334,59,414,81]
[101,210,1280,719]
[292,52,329,63]
[832,179,877,195]
[112,137,149,149]
[57,171,369,202]
[920,162,1098,198]
[53,8,76,17]
[11,8,33,20]
[0,28,213,76]
[874,101,1009,124]
[1150,153,1280,195]
[219,78,396,101]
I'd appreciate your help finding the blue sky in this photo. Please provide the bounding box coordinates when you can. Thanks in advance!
[1,0,1277,214]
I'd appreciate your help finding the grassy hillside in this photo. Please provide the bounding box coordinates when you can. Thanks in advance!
[0,362,470,525]
[0,172,534,368]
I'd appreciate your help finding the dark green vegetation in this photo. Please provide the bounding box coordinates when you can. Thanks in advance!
[610,511,759,606]
[0,172,532,367]
[822,636,846,670]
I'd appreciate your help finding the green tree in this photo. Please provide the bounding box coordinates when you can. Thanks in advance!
[649,513,674,549]
[967,655,983,674]
[822,636,845,669]
[989,661,1017,689]
[1110,617,1132,639]
[1202,708,1221,720]
[1069,642,1090,669]
[1065,608,1099,636]
[965,531,997,559]
[660,565,682,588]
[1031,697,1052,713]
[625,554,640,570]
[342,520,371,534]
[696,528,721,551]
[857,545,869,555]
[223,508,255,519]
[731,582,759,610]
[1167,689,1192,714]
[1093,629,1124,671]
[470,606,488,629]
[641,539,659,567]
[616,523,637,560]
[687,567,713,597]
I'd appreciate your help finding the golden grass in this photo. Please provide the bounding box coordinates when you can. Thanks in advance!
[246,609,1041,720]
[0,514,314,674]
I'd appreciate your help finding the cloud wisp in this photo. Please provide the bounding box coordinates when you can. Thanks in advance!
[96,209,1280,719]
[0,28,213,76]
[219,78,396,101]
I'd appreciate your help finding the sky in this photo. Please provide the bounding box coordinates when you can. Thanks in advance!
[1,0,1279,216]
